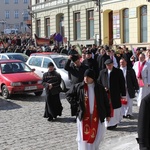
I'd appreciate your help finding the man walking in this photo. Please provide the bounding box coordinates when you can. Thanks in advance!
[97,59,126,130]
[66,69,111,150]
[120,58,139,118]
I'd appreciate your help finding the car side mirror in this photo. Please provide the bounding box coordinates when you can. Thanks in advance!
[31,68,35,72]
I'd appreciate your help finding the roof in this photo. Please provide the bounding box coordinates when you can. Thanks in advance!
[0,59,22,63]
[0,53,27,56]
[29,53,68,59]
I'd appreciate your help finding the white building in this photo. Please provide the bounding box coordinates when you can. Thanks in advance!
[31,0,150,48]
[0,0,31,34]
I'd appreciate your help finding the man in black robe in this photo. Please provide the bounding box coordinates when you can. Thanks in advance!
[42,62,63,121]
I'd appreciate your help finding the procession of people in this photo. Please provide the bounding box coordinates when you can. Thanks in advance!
[0,32,150,150]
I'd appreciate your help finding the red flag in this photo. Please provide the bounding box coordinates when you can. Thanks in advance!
[34,34,53,46]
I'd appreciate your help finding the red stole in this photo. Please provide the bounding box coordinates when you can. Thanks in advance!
[82,83,99,144]
[137,61,146,87]
[137,61,146,79]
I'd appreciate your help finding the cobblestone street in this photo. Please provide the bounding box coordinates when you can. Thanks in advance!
[0,92,139,150]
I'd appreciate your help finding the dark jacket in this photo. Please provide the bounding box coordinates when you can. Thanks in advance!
[97,53,110,71]
[125,67,139,98]
[66,82,111,122]
[137,93,150,150]
[97,67,126,109]
[82,58,99,78]
[42,70,62,95]
[64,59,88,84]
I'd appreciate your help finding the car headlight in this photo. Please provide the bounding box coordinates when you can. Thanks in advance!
[11,82,22,86]
[37,80,42,84]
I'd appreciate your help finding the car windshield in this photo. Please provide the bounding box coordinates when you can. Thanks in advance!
[52,56,68,68]
[1,62,32,74]
[7,54,28,62]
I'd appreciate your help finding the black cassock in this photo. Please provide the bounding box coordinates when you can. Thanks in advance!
[42,70,63,119]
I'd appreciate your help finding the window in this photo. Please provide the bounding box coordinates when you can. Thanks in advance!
[123,8,129,43]
[14,0,18,4]
[23,0,28,3]
[36,20,41,37]
[5,0,9,4]
[113,11,120,39]
[42,58,52,68]
[75,12,81,40]
[36,0,40,4]
[45,18,50,38]
[28,57,43,67]
[5,10,10,19]
[23,10,28,21]
[87,10,94,39]
[60,16,64,38]
[14,10,19,19]
[140,5,147,42]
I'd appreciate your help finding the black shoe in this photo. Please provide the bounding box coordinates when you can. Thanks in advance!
[123,115,127,118]
[107,124,117,130]
[47,117,53,122]
[126,114,134,119]
[73,118,77,123]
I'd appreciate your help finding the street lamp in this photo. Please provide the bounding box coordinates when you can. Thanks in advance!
[93,0,102,46]
[0,20,6,34]
[27,5,36,38]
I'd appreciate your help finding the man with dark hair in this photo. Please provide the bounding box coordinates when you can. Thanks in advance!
[64,55,88,118]
[120,58,139,118]
[66,69,110,150]
[98,59,126,130]
[42,62,63,121]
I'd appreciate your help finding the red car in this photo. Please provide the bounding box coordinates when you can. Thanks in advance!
[0,59,43,99]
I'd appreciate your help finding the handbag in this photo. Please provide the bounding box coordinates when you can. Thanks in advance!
[121,98,127,105]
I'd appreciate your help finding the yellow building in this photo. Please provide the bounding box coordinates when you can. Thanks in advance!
[31,0,150,48]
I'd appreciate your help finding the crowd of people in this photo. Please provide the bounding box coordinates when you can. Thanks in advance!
[0,33,149,149]
[41,42,150,150]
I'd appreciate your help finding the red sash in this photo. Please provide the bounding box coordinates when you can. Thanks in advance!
[137,61,146,87]
[107,91,114,117]
[82,83,99,144]
[137,61,146,79]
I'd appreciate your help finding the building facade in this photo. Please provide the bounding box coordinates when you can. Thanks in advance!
[0,0,31,34]
[31,0,150,48]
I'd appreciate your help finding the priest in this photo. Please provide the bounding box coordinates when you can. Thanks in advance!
[66,69,111,150]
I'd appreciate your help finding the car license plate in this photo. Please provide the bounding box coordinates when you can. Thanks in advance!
[25,86,37,91]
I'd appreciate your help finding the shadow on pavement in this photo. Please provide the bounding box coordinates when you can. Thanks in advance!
[54,117,76,123]
[0,98,22,110]
[10,94,45,102]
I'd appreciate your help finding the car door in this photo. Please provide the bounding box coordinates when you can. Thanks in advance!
[40,57,53,77]
[27,56,44,78]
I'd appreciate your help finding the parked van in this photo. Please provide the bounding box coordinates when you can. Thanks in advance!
[4,29,19,34]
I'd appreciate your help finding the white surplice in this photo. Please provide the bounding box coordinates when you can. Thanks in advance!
[76,83,105,150]
[133,61,150,106]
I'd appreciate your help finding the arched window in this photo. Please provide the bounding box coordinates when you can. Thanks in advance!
[60,15,64,38]
[140,5,147,42]
[123,8,129,43]
[45,18,50,38]
[75,12,81,40]
[88,10,94,39]
[36,19,41,37]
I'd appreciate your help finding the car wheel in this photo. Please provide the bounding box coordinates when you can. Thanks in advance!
[2,85,10,99]
[34,91,43,96]
[60,80,66,92]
